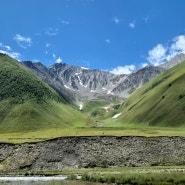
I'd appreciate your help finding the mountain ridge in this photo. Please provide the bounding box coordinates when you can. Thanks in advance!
[22,53,185,103]
[1,52,185,135]
[0,53,94,133]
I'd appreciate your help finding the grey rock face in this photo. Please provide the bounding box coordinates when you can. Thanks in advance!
[48,63,124,100]
[159,53,185,69]
[111,66,165,97]
[22,53,185,101]
[47,63,166,100]
[22,61,165,101]
[22,61,74,102]
[1,136,185,170]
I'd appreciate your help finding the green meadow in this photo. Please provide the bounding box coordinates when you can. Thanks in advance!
[0,125,185,144]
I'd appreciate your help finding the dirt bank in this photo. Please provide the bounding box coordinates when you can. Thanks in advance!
[0,136,185,170]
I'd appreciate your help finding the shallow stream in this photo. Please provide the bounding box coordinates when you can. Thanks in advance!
[0,176,101,185]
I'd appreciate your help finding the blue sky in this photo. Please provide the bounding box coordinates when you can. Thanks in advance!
[0,0,185,74]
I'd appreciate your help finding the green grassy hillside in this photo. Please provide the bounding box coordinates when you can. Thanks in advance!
[0,54,94,133]
[116,60,185,127]
[0,54,62,104]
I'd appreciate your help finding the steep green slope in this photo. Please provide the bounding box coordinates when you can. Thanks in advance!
[117,60,185,126]
[0,53,94,133]
[0,54,62,103]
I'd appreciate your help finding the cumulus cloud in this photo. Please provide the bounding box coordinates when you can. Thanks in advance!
[169,35,185,58]
[53,53,56,59]
[129,21,135,29]
[0,42,21,60]
[105,39,111,44]
[59,18,70,25]
[110,65,136,74]
[14,34,32,48]
[45,43,50,48]
[141,63,149,68]
[45,27,58,36]
[56,57,62,63]
[147,44,167,66]
[0,43,11,51]
[0,50,21,60]
[113,17,120,24]
[147,35,185,66]
[143,16,149,23]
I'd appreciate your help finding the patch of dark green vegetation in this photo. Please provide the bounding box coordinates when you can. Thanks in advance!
[81,172,185,185]
[0,54,61,104]
[82,99,121,121]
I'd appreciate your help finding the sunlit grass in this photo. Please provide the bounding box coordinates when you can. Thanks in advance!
[1,165,185,175]
[116,60,185,127]
[1,125,185,144]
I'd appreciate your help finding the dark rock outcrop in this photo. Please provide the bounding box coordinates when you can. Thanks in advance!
[1,136,185,170]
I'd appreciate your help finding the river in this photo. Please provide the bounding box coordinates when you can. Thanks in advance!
[0,176,102,185]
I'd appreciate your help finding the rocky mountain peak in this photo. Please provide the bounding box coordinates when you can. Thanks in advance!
[159,53,185,69]
[22,54,185,102]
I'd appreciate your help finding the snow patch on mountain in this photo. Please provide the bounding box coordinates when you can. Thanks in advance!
[112,113,121,119]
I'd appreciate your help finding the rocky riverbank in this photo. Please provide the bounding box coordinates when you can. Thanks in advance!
[0,136,185,170]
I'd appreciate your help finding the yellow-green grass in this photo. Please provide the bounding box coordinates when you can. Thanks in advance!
[1,166,185,176]
[1,125,185,144]
[0,100,94,134]
[114,60,185,126]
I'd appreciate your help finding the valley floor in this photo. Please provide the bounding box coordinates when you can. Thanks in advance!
[1,166,185,185]
[0,135,185,170]
[1,129,185,184]
[1,126,185,144]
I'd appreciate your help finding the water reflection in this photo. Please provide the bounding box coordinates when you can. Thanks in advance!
[0,179,102,185]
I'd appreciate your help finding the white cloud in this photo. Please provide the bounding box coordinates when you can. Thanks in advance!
[129,21,135,29]
[0,50,21,60]
[59,19,70,25]
[143,16,149,23]
[110,65,136,74]
[147,44,167,66]
[56,57,62,63]
[0,42,20,60]
[113,17,120,24]
[147,34,185,66]
[105,39,111,44]
[5,45,11,51]
[53,53,56,59]
[14,34,32,48]
[0,43,11,51]
[45,27,58,36]
[141,63,149,68]
[169,35,185,58]
[45,43,50,48]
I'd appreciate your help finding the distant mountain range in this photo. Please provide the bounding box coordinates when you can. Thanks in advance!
[22,53,185,102]
[1,52,185,133]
